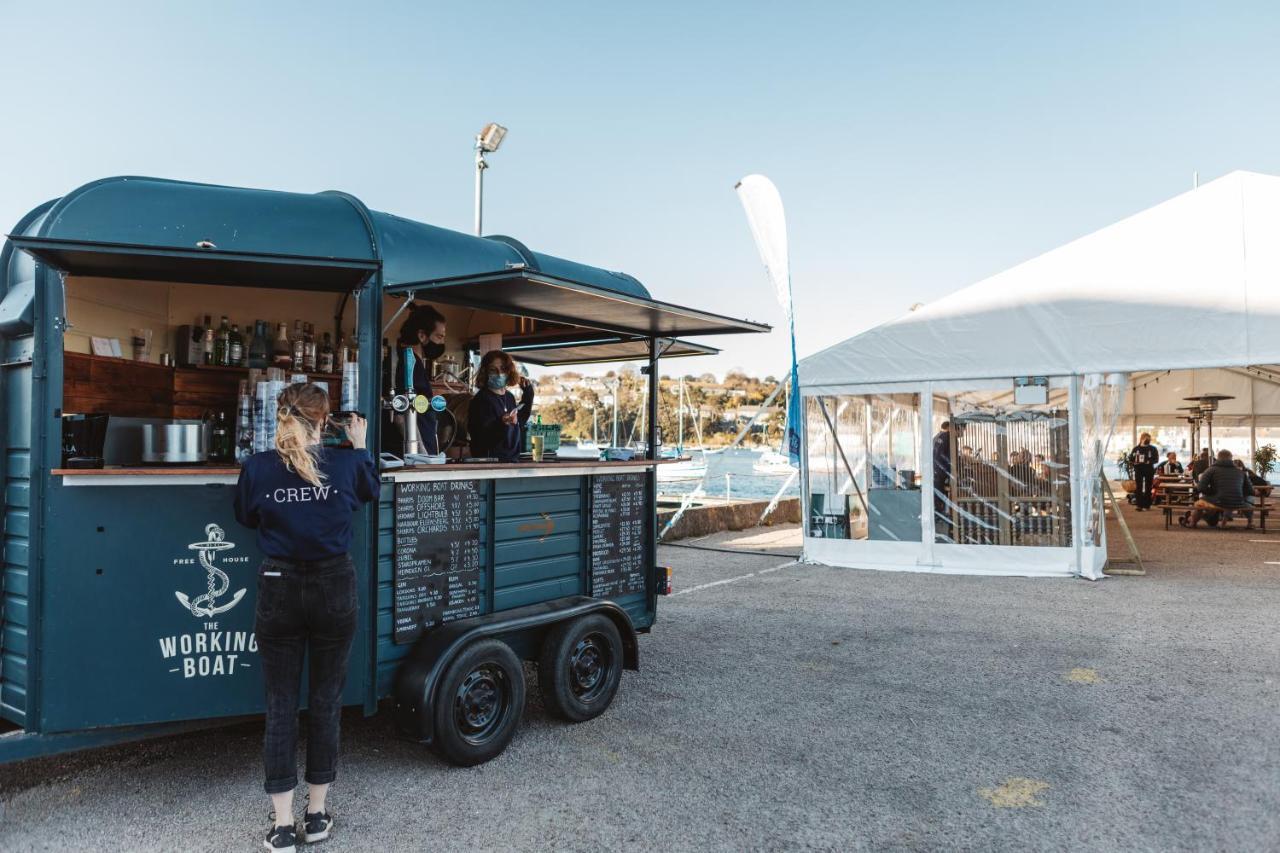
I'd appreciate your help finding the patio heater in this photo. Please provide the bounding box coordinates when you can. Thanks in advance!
[1176,406,1204,453]
[1183,394,1235,453]
[473,122,508,236]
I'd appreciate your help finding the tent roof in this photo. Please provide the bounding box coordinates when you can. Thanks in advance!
[800,170,1280,391]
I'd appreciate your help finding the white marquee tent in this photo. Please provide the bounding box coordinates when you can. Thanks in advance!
[798,170,1280,579]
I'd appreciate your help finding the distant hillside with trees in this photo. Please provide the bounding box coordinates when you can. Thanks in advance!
[534,369,785,449]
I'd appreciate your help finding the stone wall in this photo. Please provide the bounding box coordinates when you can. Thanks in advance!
[658,498,801,542]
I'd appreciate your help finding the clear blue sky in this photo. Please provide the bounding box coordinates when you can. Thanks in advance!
[4,1,1279,378]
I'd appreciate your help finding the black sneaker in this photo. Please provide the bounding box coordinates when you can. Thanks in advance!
[264,822,298,852]
[303,810,333,844]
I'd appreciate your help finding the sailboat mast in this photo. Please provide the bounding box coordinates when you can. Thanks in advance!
[677,377,684,451]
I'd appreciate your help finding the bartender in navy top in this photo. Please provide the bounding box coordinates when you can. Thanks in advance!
[233,383,378,851]
[396,303,449,454]
[467,350,534,462]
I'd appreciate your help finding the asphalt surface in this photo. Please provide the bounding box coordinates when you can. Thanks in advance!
[2,521,1278,851]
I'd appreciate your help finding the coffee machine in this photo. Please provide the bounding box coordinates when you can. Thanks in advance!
[62,413,110,469]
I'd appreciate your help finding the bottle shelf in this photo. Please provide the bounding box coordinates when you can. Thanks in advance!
[179,362,345,381]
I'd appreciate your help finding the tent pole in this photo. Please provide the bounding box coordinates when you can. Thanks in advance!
[1069,376,1086,578]
[920,384,936,564]
[799,389,812,543]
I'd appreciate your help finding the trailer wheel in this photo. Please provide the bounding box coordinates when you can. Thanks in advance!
[538,614,623,722]
[432,639,525,766]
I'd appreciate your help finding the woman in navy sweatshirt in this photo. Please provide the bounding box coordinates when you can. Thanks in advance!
[467,350,534,462]
[234,383,379,852]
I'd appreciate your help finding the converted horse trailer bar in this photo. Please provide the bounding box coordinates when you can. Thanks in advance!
[0,176,768,764]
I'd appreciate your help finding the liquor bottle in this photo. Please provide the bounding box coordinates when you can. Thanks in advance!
[303,322,318,372]
[337,334,350,367]
[229,324,244,366]
[202,314,215,366]
[235,380,254,462]
[292,320,305,371]
[248,320,269,369]
[272,322,293,368]
[319,332,335,374]
[215,316,231,366]
[210,410,233,463]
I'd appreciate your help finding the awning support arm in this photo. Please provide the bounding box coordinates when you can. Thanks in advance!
[382,291,415,336]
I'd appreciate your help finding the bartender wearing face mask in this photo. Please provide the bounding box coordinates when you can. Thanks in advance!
[467,350,534,462]
[396,304,448,454]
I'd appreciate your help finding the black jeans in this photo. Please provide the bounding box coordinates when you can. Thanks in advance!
[1134,463,1155,509]
[256,554,358,795]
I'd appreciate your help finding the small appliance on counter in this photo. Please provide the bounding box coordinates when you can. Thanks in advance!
[141,422,209,465]
[61,413,110,469]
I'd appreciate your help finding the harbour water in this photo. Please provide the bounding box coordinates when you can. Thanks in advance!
[558,444,800,501]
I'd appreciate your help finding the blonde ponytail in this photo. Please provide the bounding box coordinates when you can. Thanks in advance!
[274,383,330,488]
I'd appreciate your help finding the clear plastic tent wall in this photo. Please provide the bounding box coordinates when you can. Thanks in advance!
[802,377,1123,578]
[1079,374,1129,578]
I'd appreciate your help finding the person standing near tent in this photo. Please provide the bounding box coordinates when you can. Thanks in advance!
[1129,433,1159,511]
[932,421,953,531]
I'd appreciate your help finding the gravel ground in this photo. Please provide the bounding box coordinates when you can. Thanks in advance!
[2,512,1278,852]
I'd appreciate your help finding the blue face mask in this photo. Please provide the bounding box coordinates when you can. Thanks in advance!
[487,373,508,392]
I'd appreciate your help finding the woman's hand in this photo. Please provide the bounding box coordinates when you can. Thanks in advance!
[345,414,368,450]
[502,409,519,426]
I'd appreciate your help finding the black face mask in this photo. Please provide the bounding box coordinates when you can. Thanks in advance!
[422,340,445,360]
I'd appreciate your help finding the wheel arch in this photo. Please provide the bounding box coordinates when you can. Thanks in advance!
[392,595,638,743]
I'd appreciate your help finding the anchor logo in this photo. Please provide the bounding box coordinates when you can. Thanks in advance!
[175,523,247,617]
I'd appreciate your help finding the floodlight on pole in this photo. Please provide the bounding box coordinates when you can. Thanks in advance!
[474,123,508,236]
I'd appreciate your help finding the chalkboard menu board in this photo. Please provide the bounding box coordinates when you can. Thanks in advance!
[394,480,483,644]
[590,472,647,598]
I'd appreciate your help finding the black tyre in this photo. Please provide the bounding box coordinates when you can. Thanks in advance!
[431,639,525,766]
[537,614,623,723]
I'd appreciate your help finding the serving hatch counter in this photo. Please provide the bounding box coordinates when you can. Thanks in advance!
[51,458,672,485]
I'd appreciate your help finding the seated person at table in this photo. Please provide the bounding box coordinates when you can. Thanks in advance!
[466,350,534,462]
[1234,459,1270,499]
[1184,449,1254,528]
[1189,447,1212,479]
[1157,452,1184,476]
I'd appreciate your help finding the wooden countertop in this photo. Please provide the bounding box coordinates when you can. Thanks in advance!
[53,458,677,477]
[53,457,682,485]
[53,466,242,476]
[391,457,675,473]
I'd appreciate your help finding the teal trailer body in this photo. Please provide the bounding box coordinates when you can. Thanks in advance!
[0,176,767,761]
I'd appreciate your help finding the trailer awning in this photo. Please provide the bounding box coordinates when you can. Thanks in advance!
[8,236,378,292]
[390,269,770,338]
[493,333,718,366]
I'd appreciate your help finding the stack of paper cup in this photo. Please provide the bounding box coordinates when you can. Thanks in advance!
[341,361,359,411]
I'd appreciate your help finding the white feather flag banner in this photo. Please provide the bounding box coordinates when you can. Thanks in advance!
[735,174,793,323]
[735,174,802,467]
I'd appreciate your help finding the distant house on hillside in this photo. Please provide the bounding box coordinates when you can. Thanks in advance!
[721,405,780,426]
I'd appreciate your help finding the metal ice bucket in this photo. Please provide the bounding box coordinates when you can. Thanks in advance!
[141,422,208,464]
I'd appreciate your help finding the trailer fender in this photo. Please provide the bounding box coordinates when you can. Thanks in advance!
[393,595,638,743]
